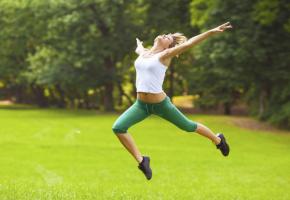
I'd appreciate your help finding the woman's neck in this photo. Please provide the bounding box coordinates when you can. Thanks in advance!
[149,45,164,54]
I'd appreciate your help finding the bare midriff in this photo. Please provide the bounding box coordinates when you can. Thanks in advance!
[137,91,167,103]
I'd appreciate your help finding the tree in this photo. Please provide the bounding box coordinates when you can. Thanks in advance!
[189,0,290,126]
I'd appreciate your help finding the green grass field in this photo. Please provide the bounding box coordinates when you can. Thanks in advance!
[0,107,289,200]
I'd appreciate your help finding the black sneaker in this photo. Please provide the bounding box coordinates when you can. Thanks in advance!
[138,156,152,180]
[216,133,230,156]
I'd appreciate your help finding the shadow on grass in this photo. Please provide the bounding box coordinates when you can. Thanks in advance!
[0,104,118,118]
[0,104,39,110]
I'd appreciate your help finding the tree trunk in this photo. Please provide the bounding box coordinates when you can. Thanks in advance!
[117,80,133,106]
[103,57,115,111]
[130,76,136,100]
[259,89,267,118]
[55,84,66,108]
[116,80,123,106]
[83,92,90,109]
[104,82,114,111]
[13,85,26,103]
[31,85,48,107]
[223,102,231,115]
[89,4,114,111]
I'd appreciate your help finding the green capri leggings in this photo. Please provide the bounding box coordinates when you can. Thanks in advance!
[112,96,198,134]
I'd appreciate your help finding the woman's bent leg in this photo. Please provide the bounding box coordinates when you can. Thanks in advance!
[195,123,221,145]
[154,97,220,144]
[112,101,150,163]
[116,133,143,163]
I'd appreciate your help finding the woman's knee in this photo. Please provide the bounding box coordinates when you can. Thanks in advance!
[112,123,128,134]
[180,121,198,132]
[112,119,129,134]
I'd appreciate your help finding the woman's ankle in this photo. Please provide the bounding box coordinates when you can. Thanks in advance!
[137,155,143,163]
[213,136,221,145]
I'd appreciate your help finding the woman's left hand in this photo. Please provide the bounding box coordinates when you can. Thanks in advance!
[211,22,233,33]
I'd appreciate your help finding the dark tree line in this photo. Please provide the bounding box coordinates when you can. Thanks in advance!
[0,0,289,128]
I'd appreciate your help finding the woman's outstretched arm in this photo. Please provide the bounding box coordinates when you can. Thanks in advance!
[160,22,233,59]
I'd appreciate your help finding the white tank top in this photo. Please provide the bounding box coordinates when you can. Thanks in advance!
[134,53,168,93]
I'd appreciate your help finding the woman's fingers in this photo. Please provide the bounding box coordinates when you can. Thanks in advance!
[220,22,231,28]
[223,21,231,26]
[220,24,232,31]
[211,22,232,33]
[222,26,232,29]
[136,38,143,44]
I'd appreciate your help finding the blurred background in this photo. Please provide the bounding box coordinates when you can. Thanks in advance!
[0,0,289,129]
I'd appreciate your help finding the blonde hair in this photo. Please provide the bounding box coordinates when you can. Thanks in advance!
[169,32,187,48]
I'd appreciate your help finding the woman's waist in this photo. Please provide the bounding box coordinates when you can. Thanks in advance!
[137,91,167,103]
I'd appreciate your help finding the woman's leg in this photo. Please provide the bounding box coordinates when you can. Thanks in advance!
[154,97,220,144]
[116,133,143,163]
[195,123,221,145]
[112,101,150,163]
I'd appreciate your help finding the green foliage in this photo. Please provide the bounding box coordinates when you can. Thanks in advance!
[253,0,280,25]
[188,0,290,126]
[0,0,289,127]
[190,0,217,28]
[0,0,146,108]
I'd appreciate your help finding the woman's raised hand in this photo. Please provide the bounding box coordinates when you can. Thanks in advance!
[135,38,145,54]
[211,22,233,33]
[136,38,143,46]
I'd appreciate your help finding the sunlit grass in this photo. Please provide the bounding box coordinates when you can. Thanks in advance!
[0,108,289,200]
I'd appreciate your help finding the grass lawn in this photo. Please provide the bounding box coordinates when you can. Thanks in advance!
[0,107,289,200]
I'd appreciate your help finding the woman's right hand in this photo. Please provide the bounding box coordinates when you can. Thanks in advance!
[135,38,145,54]
[136,38,143,46]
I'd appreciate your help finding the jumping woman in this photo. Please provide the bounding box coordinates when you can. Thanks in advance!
[112,22,232,180]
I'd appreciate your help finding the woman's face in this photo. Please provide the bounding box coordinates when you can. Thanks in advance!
[154,34,174,49]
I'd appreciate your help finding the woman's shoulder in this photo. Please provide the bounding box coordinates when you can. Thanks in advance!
[157,51,172,67]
